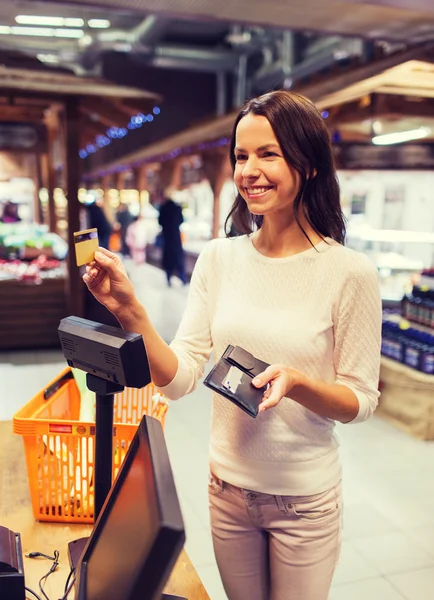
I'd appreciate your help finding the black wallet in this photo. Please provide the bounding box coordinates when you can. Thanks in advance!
[203,345,269,418]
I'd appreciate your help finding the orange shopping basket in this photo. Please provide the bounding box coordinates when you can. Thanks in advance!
[13,367,168,524]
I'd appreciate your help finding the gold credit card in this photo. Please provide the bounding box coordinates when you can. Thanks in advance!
[74,228,99,266]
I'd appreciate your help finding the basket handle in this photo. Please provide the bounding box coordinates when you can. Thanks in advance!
[43,370,74,401]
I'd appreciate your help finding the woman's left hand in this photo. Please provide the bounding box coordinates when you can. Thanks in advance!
[252,365,303,413]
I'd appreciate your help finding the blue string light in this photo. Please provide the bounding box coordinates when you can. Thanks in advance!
[85,136,232,179]
[79,106,161,157]
[321,110,329,119]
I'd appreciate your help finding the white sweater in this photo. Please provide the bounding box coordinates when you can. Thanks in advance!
[160,235,382,496]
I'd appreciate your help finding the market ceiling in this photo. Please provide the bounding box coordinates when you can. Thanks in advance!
[66,0,434,42]
[2,0,434,170]
[1,0,434,82]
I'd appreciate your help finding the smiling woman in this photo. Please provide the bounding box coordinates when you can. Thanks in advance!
[226,90,345,245]
[83,89,382,600]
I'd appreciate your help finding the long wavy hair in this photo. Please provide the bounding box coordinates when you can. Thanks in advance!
[225,90,346,244]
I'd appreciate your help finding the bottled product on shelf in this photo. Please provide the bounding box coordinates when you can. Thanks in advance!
[419,268,434,290]
[401,284,434,329]
[381,317,434,375]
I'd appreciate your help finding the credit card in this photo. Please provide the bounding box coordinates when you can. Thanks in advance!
[73,228,99,266]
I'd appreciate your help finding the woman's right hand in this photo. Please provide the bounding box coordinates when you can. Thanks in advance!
[83,247,137,316]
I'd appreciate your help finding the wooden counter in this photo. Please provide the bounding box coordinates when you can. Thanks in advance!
[0,276,67,350]
[378,356,434,440]
[0,421,210,600]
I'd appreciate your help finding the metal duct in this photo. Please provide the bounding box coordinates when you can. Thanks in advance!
[128,14,170,46]
[304,35,343,58]
[151,45,238,71]
[80,15,171,70]
[234,54,248,107]
[253,34,364,92]
[216,72,226,115]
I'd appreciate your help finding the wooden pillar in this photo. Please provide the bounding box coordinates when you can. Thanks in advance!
[116,171,129,209]
[159,158,183,194]
[134,165,148,210]
[39,153,49,225]
[33,152,43,224]
[45,112,60,233]
[64,97,83,317]
[202,152,230,239]
[116,171,126,192]
[101,174,114,223]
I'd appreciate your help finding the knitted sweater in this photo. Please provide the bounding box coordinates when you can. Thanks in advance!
[160,235,382,495]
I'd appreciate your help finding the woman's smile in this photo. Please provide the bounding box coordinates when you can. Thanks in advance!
[244,185,275,200]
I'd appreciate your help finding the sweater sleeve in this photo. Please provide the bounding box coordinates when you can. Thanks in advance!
[333,256,382,424]
[158,241,214,400]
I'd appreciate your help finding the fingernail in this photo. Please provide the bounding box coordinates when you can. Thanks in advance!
[95,251,104,260]
[252,378,261,386]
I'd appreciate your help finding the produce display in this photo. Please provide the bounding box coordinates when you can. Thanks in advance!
[0,222,68,261]
[0,223,67,283]
[0,254,64,283]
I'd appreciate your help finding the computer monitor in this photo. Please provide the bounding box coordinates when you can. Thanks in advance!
[75,415,186,600]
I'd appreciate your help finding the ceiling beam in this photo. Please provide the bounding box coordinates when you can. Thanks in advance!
[0,104,46,122]
[113,98,154,116]
[299,44,434,108]
[0,67,161,100]
[328,93,434,126]
[79,115,107,140]
[80,99,128,128]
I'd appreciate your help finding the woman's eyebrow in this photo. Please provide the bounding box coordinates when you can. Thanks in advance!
[257,144,280,151]
[234,144,280,152]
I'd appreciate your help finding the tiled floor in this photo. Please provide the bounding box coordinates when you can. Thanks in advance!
[1,259,434,600]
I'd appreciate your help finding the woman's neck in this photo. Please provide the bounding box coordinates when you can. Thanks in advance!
[252,214,323,258]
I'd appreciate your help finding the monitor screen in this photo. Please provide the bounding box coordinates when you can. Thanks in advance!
[75,416,185,600]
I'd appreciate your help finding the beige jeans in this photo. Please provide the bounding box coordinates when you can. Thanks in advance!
[208,474,342,600]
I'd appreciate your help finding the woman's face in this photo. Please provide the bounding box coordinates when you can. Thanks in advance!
[233,113,301,219]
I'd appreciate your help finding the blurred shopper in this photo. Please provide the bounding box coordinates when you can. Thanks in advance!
[86,200,112,250]
[158,194,186,286]
[125,215,147,265]
[116,202,134,257]
[1,201,21,223]
[83,90,381,600]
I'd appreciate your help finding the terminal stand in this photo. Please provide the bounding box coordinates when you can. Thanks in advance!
[58,317,187,598]
[68,374,124,570]
[66,375,187,600]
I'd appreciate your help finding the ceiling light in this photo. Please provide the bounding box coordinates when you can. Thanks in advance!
[16,15,63,26]
[372,127,431,145]
[372,120,382,135]
[37,53,60,63]
[54,28,84,39]
[15,15,84,27]
[11,27,53,37]
[0,26,84,38]
[64,18,84,27]
[88,19,111,29]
